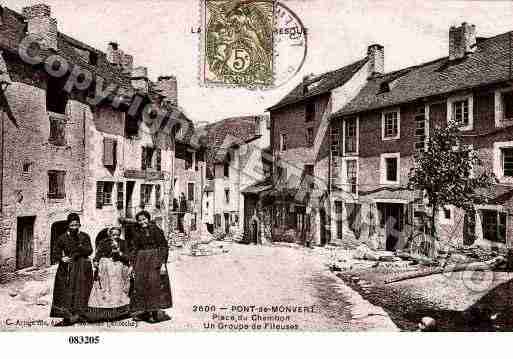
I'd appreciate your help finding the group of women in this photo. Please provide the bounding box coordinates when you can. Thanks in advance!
[50,211,172,326]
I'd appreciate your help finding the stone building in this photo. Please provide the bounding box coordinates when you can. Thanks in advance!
[267,54,371,245]
[333,24,513,250]
[202,115,270,239]
[0,4,184,274]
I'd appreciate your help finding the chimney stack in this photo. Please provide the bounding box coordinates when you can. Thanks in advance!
[22,4,58,51]
[156,75,178,106]
[131,66,149,93]
[107,42,134,74]
[367,44,384,78]
[121,54,133,74]
[449,23,476,60]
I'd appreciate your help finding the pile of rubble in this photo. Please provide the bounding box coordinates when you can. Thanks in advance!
[190,242,230,257]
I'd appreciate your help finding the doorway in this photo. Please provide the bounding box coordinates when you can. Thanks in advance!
[378,203,404,251]
[16,216,36,270]
[224,213,230,234]
[50,220,68,265]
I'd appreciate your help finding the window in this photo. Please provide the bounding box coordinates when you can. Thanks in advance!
[382,110,400,140]
[103,138,117,167]
[335,201,343,240]
[447,94,473,131]
[306,128,314,147]
[344,117,357,153]
[380,153,400,185]
[22,162,32,174]
[503,148,513,177]
[49,116,66,146]
[185,151,193,170]
[103,182,114,205]
[414,106,428,151]
[225,189,230,204]
[140,184,153,207]
[48,170,66,199]
[346,159,357,194]
[305,102,315,122]
[386,158,397,182]
[452,100,469,126]
[481,209,507,243]
[95,181,114,208]
[495,88,513,126]
[116,182,124,210]
[187,182,195,201]
[494,142,513,182]
[155,184,161,209]
[280,134,287,151]
[141,147,155,170]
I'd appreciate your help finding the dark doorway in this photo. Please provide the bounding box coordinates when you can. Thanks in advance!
[320,208,328,246]
[378,203,404,251]
[224,213,230,234]
[16,216,35,270]
[50,220,68,265]
[126,181,135,218]
[251,220,258,244]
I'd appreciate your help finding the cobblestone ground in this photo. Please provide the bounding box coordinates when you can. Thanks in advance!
[0,243,397,332]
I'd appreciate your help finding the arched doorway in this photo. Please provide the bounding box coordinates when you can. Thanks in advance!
[50,221,68,265]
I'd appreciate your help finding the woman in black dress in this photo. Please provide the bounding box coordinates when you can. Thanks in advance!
[128,211,172,323]
[50,213,94,326]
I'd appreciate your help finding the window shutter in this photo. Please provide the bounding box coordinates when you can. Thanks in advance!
[58,171,66,198]
[141,147,147,170]
[103,138,115,166]
[156,149,162,171]
[96,181,104,209]
[113,140,117,167]
[140,185,145,207]
[117,182,124,210]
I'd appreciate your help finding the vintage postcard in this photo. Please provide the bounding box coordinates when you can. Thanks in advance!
[1,0,513,340]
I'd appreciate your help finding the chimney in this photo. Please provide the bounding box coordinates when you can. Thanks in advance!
[131,66,149,93]
[449,23,476,60]
[156,75,178,106]
[107,42,122,65]
[121,54,133,74]
[22,4,58,51]
[367,44,384,77]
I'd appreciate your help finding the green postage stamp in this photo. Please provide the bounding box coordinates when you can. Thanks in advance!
[202,0,275,87]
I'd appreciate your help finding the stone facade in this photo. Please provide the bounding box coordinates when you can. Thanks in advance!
[0,3,186,275]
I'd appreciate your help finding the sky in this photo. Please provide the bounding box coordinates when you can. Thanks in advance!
[2,0,513,124]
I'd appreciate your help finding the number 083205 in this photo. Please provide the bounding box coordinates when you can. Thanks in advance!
[68,336,100,344]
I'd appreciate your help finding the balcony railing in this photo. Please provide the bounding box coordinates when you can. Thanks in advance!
[124,169,165,180]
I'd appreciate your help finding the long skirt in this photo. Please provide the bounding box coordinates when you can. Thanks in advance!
[50,258,94,319]
[130,249,172,313]
[85,258,131,322]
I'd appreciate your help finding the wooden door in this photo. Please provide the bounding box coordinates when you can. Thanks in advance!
[16,217,35,270]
